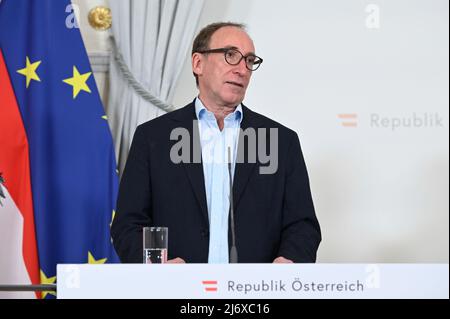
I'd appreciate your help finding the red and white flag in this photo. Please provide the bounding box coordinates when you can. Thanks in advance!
[0,186,36,298]
[0,49,40,298]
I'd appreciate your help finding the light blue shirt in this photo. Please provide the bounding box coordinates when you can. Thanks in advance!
[195,98,243,263]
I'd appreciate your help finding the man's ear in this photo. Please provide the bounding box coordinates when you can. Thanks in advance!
[192,52,203,77]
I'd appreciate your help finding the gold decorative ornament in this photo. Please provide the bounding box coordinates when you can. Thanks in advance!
[88,6,112,31]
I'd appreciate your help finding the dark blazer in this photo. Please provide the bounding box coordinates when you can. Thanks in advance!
[111,101,321,263]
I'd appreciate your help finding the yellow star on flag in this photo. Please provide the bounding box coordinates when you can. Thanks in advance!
[63,66,92,99]
[40,270,57,299]
[17,56,42,88]
[88,251,107,264]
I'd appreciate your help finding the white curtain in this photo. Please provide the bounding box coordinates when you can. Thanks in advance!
[107,0,205,175]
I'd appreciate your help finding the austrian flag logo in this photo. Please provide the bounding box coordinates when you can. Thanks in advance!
[202,280,218,292]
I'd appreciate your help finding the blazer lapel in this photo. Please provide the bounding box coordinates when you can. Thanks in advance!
[233,105,260,210]
[171,102,209,226]
[184,161,209,225]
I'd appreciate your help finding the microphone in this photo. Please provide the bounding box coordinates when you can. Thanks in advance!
[228,147,238,263]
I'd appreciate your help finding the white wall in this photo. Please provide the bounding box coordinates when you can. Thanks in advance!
[173,0,449,262]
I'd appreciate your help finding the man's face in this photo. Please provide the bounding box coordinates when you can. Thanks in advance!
[193,27,256,108]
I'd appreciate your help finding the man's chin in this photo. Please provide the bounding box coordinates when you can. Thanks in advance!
[222,94,245,107]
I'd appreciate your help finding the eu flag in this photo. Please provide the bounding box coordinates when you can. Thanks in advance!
[0,0,119,298]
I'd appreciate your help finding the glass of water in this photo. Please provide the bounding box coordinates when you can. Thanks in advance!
[143,227,168,264]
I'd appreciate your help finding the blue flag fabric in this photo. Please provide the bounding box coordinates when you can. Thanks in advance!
[0,0,119,294]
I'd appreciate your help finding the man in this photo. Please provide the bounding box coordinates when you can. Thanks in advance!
[111,22,321,264]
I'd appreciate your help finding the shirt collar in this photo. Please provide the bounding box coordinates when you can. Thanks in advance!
[195,97,243,124]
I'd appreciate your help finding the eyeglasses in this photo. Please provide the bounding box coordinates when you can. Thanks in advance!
[197,47,263,71]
